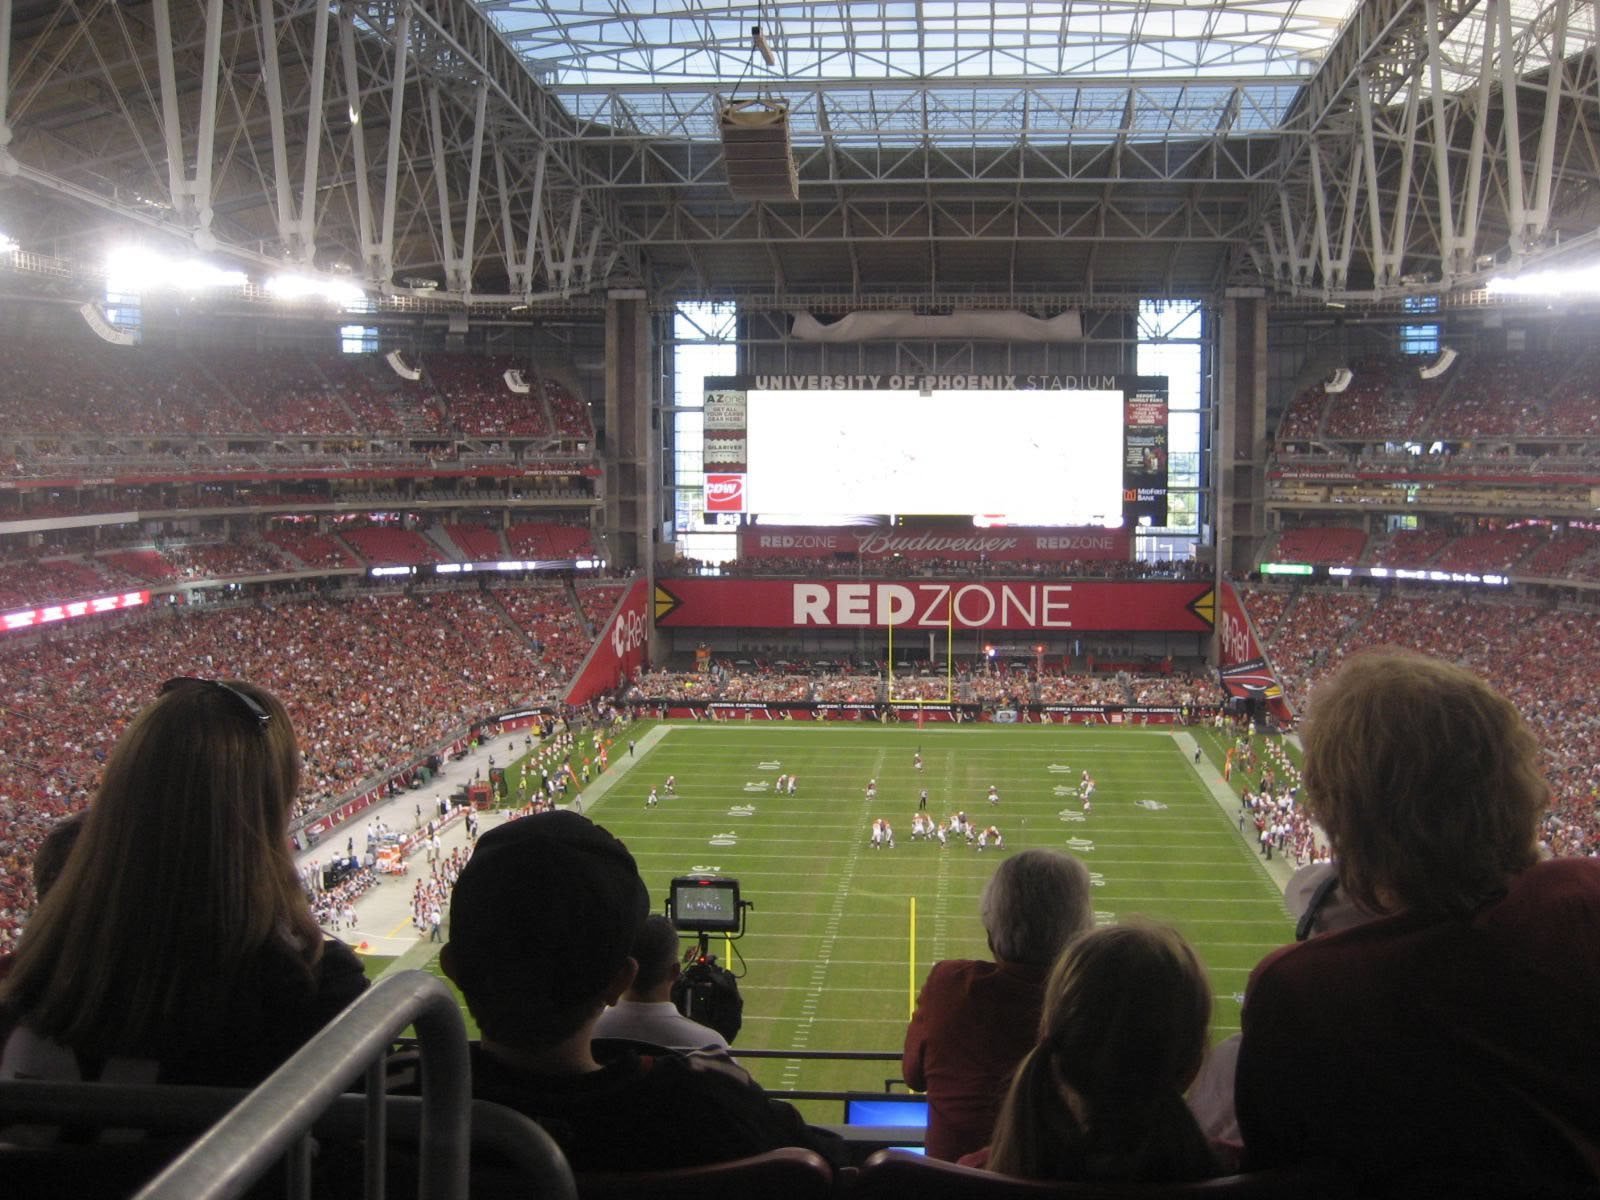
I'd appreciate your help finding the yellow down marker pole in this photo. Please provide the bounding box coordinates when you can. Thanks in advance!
[908,896,917,1020]
[946,589,955,703]
[887,609,895,703]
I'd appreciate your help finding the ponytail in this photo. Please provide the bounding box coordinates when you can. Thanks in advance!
[986,1043,1089,1180]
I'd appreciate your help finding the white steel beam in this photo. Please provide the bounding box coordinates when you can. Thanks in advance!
[151,0,190,222]
[297,0,333,261]
[340,8,377,274]
[1496,0,1529,254]
[427,86,457,289]
[193,0,225,244]
[459,81,489,296]
[1530,0,1570,233]
[379,0,412,283]
[0,0,13,150]
[257,0,297,252]
[1425,0,1462,277]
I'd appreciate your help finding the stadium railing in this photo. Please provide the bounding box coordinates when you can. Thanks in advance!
[0,970,575,1200]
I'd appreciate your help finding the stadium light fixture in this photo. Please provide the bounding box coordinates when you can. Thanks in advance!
[1486,263,1600,297]
[105,246,247,294]
[0,231,17,255]
[266,272,367,306]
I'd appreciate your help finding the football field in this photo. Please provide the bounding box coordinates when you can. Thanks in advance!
[580,722,1296,1109]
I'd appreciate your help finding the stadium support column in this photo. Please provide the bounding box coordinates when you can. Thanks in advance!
[603,290,654,579]
[1216,292,1268,579]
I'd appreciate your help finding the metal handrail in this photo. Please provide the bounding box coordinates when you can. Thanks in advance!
[133,970,471,1200]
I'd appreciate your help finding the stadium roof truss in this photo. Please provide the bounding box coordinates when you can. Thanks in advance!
[1,0,1599,309]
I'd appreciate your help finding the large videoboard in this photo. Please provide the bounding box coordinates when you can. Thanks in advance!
[702,373,1168,527]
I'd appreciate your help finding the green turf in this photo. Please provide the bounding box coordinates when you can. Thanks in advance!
[577,722,1296,1112]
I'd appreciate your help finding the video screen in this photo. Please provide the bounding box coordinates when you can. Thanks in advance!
[746,388,1120,522]
[668,876,742,932]
[702,376,1168,527]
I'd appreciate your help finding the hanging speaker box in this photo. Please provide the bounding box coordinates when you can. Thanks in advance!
[719,98,799,201]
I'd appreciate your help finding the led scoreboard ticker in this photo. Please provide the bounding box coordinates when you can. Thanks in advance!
[1259,562,1511,587]
[3,590,151,632]
[703,374,1169,529]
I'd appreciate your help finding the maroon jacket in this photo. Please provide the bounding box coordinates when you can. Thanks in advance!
[903,958,1049,1161]
[1237,856,1600,1189]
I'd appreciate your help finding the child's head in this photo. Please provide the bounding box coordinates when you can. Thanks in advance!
[1039,921,1211,1101]
[987,921,1215,1182]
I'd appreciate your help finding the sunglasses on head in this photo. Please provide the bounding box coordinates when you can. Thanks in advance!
[160,677,271,729]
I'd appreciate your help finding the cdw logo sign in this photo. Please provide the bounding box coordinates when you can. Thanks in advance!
[705,474,745,512]
[610,609,648,659]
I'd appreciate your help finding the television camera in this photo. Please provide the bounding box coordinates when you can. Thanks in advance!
[665,876,751,1044]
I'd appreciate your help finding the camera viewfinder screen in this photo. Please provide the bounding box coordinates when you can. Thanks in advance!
[671,878,740,931]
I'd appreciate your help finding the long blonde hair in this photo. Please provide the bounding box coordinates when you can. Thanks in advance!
[0,679,323,1060]
[986,922,1218,1183]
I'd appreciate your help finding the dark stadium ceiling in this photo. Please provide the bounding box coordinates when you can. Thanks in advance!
[2,0,1600,311]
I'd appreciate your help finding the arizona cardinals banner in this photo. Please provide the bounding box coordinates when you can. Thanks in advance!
[652,578,1214,633]
[1217,581,1293,722]
[566,578,650,704]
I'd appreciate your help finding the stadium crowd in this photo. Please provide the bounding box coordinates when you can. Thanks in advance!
[0,584,602,951]
[1242,585,1600,856]
[0,336,593,446]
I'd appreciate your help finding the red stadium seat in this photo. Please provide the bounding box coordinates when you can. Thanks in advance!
[576,1146,835,1200]
[852,1148,1351,1200]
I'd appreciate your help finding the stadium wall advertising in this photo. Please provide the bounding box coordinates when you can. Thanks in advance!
[566,578,650,705]
[738,523,1130,562]
[653,579,1214,633]
[1217,581,1293,723]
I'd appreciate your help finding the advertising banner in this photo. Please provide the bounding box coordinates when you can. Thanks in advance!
[737,523,1130,563]
[1217,581,1293,722]
[1122,381,1169,527]
[566,578,650,704]
[653,578,1214,633]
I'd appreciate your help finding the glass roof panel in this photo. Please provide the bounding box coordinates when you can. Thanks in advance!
[483,0,1361,86]
[479,0,1599,145]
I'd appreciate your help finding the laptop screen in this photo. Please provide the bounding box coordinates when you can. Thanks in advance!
[843,1096,929,1128]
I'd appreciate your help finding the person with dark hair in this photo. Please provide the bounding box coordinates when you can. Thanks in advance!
[903,848,1094,1161]
[1237,651,1600,1190]
[979,922,1220,1184]
[593,915,728,1050]
[436,811,834,1171]
[0,679,366,1089]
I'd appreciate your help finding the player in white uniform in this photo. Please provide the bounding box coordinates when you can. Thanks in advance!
[881,819,895,849]
[775,773,786,792]
[987,784,1000,806]
[935,820,949,846]
[865,778,878,801]
[664,774,676,794]
[787,775,797,794]
[914,752,924,772]
[646,787,659,807]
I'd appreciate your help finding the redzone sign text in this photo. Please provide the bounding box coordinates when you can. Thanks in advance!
[793,582,1074,628]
